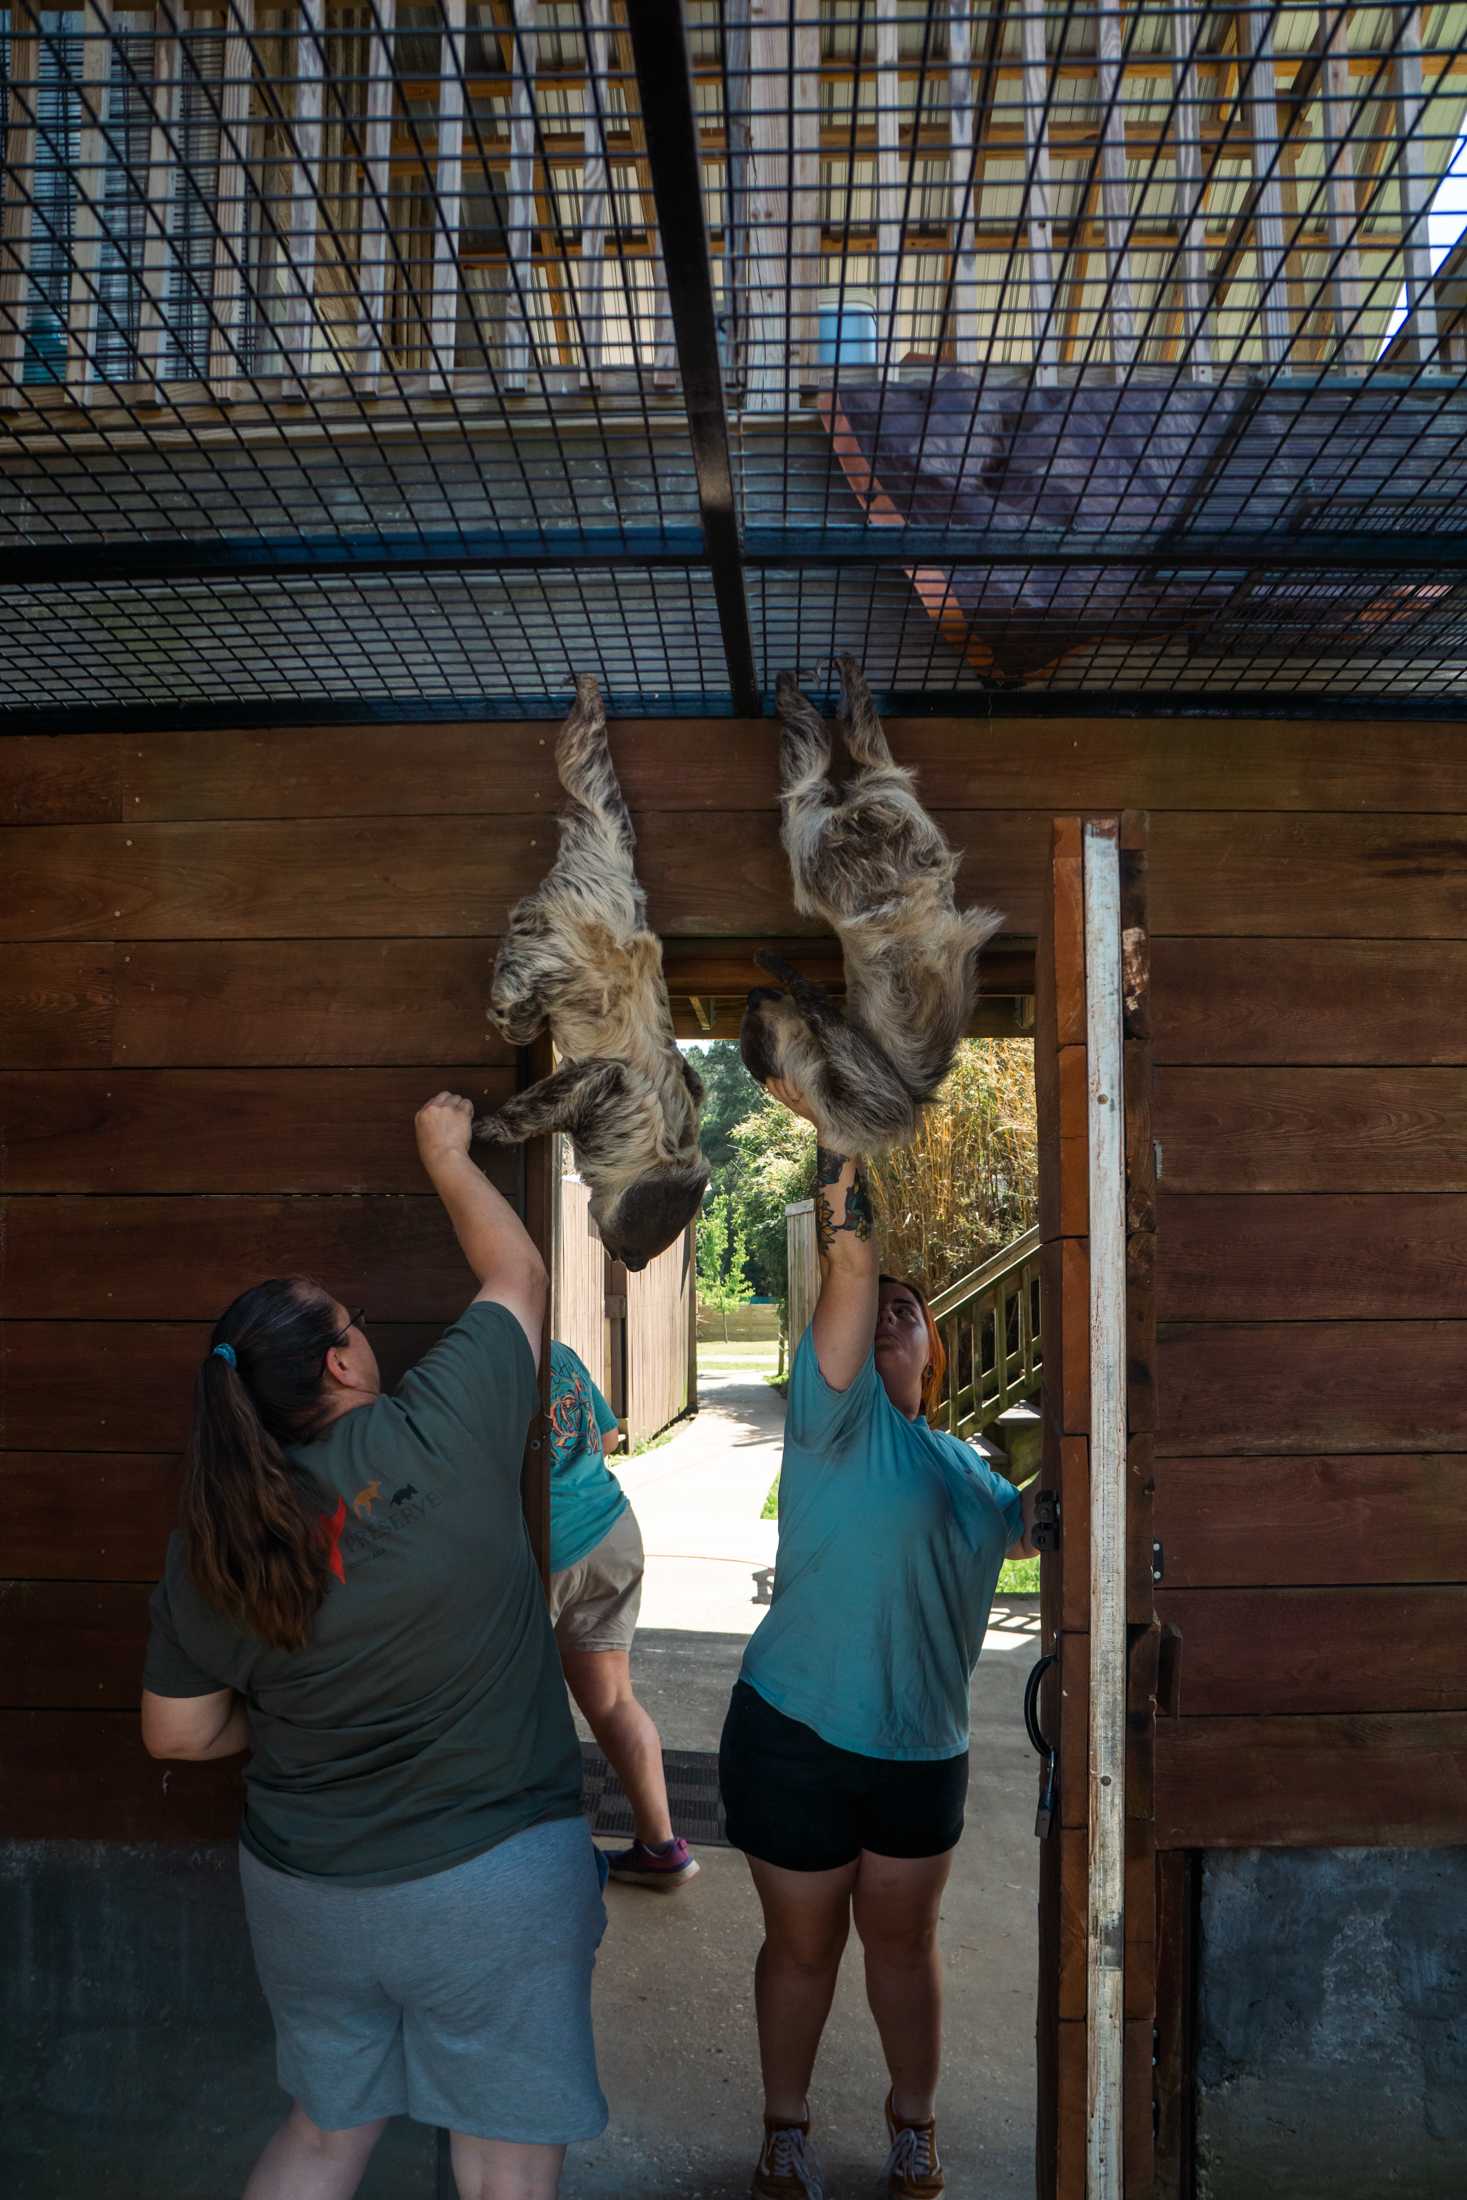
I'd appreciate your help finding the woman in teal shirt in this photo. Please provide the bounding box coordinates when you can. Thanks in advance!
[720,1083,1038,2200]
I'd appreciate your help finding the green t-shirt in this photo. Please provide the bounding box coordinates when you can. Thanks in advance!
[144,1302,581,1887]
[548,1340,627,1574]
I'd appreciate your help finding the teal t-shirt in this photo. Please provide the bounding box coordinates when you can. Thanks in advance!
[548,1340,628,1575]
[143,1303,582,1886]
[739,1327,1024,1761]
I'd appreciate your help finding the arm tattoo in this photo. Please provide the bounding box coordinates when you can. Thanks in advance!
[815,1144,873,1256]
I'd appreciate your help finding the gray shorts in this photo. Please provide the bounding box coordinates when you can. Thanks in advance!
[548,1507,645,1654]
[239,1816,608,2142]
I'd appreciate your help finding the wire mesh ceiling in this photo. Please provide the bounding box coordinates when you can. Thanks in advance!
[2,1,1466,721]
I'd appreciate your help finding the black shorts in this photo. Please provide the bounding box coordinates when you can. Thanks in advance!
[718,1680,968,1873]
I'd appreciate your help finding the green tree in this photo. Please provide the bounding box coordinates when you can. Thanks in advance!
[728,1098,816,1343]
[868,1039,1038,1295]
[686,1039,765,1178]
[696,1190,756,1341]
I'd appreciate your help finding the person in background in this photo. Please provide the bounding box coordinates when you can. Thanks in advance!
[140,1095,607,2200]
[547,1338,698,1891]
[719,1079,1039,2200]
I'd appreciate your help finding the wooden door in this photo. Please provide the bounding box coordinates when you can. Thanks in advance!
[1033,816,1158,2200]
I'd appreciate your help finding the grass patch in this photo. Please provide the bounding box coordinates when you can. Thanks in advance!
[761,1473,780,1520]
[996,1556,1041,1595]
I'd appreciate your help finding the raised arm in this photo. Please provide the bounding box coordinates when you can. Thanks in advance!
[416,1093,549,1365]
[770,1078,879,1393]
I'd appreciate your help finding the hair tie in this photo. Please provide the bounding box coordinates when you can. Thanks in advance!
[211,1341,237,1368]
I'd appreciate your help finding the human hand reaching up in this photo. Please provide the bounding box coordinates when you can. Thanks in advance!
[415,1091,475,1176]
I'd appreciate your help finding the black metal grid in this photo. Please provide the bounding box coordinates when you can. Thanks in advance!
[1,2,1466,722]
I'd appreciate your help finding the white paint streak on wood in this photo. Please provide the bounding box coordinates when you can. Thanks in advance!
[67,0,114,395]
[1021,0,1057,381]
[1171,2,1212,377]
[744,0,790,408]
[789,0,820,376]
[1321,5,1364,365]
[503,0,538,390]
[1096,0,1135,372]
[281,0,324,382]
[1084,816,1126,2200]
[577,6,610,381]
[136,11,180,382]
[1237,0,1291,366]
[1396,5,1437,361]
[355,0,396,384]
[209,0,257,391]
[946,1,977,364]
[0,4,39,401]
[876,6,902,367]
[430,0,467,383]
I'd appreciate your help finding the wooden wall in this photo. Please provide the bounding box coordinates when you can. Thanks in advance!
[3,714,1465,1853]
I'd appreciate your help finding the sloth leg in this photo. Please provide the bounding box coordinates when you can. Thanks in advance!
[487,909,560,1046]
[473,1057,627,1147]
[774,671,835,803]
[833,656,894,771]
[551,677,646,934]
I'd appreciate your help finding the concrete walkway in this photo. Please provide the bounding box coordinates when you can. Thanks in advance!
[565,1367,1042,2200]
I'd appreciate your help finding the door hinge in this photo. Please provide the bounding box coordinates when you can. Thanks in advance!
[1151,1537,1164,1582]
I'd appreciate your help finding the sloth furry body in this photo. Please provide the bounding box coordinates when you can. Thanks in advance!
[739,657,1003,1154]
[474,676,708,1271]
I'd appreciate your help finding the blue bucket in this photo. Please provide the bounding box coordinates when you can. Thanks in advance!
[816,298,878,368]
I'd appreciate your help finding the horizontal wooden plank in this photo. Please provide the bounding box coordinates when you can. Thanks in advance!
[0,1322,445,1448]
[0,1709,242,1840]
[1152,939,1467,1067]
[113,940,516,1067]
[16,716,1459,825]
[0,1580,153,1709]
[0,942,116,1066]
[1,1453,179,1578]
[1153,1587,1467,1716]
[0,1070,517,1193]
[1155,1070,1467,1192]
[1152,1454,1467,1587]
[0,735,122,824]
[1149,814,1467,939]
[1156,1712,1467,1847]
[1158,1195,1467,1320]
[1158,1321,1467,1455]
[0,813,1051,941]
[1,1197,490,1320]
[9,810,1460,944]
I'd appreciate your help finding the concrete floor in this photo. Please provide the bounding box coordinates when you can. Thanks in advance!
[564,1368,1042,2200]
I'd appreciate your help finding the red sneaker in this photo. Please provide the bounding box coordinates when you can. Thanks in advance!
[604,1836,700,1891]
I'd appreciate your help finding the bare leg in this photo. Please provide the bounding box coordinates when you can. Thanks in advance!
[241,2105,386,2200]
[746,1855,858,2125]
[560,1648,673,1849]
[448,2133,566,2200]
[852,1848,954,2123]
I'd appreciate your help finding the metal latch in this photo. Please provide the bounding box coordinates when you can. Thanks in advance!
[1023,1651,1058,1839]
[1031,1489,1060,1552]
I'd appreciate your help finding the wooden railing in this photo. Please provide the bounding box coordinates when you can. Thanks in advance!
[2,3,1463,412]
[930,1223,1042,1443]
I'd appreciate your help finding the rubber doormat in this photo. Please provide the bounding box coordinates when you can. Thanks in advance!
[581,1742,730,1848]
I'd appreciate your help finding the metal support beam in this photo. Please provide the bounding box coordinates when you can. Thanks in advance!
[4,525,1467,588]
[623,0,759,715]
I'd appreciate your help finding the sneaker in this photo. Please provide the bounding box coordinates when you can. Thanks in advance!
[883,2090,944,2197]
[752,2118,826,2199]
[604,1835,700,1891]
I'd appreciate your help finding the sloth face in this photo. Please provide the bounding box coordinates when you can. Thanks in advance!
[597,1164,710,1272]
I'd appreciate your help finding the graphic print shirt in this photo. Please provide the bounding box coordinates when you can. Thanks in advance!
[547,1340,627,1575]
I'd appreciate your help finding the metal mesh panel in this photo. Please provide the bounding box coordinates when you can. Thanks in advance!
[1,3,1465,720]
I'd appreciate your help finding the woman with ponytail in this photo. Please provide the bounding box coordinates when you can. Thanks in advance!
[141,1095,607,2200]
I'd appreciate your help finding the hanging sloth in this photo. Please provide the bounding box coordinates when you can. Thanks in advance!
[740,657,1003,1154]
[474,676,709,1271]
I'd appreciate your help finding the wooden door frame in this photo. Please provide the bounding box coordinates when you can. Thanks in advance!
[1035,814,1159,2200]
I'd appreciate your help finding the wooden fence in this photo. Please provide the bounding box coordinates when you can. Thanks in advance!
[554,1163,694,1448]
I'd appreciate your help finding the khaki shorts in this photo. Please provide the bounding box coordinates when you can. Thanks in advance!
[548,1507,645,1654]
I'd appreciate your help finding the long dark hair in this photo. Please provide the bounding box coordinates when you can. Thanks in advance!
[182,1278,344,1652]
